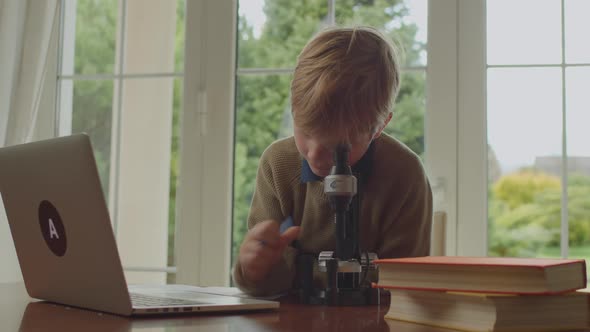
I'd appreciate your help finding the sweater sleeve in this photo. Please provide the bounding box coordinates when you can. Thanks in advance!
[232,146,297,296]
[377,158,433,259]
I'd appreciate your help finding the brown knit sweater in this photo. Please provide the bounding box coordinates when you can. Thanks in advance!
[233,134,432,296]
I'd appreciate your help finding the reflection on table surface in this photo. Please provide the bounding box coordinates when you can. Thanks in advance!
[10,282,586,332]
[17,297,388,332]
[3,282,394,332]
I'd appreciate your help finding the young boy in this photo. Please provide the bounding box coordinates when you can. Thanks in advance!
[233,26,432,296]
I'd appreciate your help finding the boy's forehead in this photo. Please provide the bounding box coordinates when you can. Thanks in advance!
[307,130,369,145]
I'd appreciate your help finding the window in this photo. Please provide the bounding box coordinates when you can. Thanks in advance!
[57,0,185,284]
[487,0,590,276]
[233,0,428,264]
[61,0,584,285]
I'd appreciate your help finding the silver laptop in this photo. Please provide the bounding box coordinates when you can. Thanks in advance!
[0,134,278,316]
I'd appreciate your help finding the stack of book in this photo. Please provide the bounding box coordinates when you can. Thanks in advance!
[373,256,589,332]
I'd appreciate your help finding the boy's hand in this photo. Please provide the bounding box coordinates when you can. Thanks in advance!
[238,219,300,283]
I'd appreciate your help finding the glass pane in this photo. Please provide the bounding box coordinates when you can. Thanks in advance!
[237,0,328,68]
[167,78,183,283]
[487,68,563,257]
[124,0,182,74]
[565,0,590,64]
[384,70,426,158]
[70,79,114,199]
[70,0,118,75]
[487,0,561,65]
[336,0,428,67]
[233,1,429,272]
[175,0,186,72]
[566,67,590,279]
[232,74,292,265]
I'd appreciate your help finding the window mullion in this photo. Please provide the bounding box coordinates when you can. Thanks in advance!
[58,72,184,80]
[456,0,487,256]
[109,0,128,233]
[560,0,569,258]
[175,0,236,286]
[426,0,460,256]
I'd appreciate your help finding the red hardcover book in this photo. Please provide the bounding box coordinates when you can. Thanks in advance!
[373,256,587,295]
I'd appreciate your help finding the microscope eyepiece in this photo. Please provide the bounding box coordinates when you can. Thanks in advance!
[330,143,352,176]
[333,143,351,165]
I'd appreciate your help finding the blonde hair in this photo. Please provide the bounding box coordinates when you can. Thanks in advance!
[291,26,401,140]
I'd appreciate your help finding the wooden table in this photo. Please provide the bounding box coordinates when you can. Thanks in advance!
[0,282,456,332]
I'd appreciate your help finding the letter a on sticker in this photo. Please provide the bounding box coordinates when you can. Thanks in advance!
[48,218,60,239]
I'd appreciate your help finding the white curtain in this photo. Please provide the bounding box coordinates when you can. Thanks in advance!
[0,0,60,283]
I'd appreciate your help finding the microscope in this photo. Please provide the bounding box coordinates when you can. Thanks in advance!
[297,144,380,306]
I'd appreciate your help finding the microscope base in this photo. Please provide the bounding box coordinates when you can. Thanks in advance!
[298,286,381,306]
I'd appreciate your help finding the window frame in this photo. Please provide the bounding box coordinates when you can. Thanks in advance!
[55,0,494,286]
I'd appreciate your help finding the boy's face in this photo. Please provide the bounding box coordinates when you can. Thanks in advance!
[293,125,375,178]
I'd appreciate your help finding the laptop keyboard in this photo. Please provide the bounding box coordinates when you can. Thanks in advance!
[130,293,204,307]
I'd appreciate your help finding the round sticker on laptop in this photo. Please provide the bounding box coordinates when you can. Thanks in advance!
[38,200,67,256]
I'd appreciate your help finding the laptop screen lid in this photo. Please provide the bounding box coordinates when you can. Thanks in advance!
[0,134,133,315]
[1,134,280,316]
